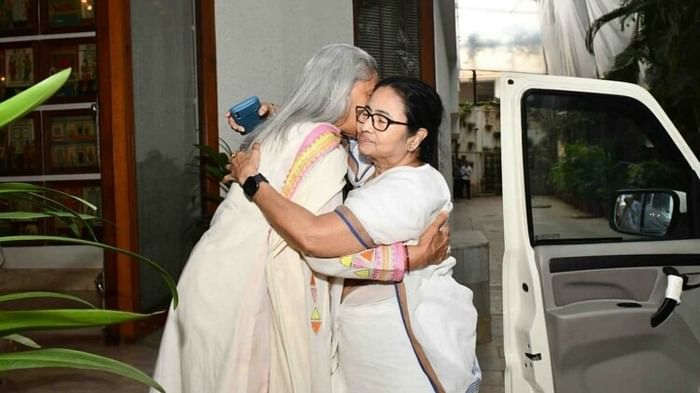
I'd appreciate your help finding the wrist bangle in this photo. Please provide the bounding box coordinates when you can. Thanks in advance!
[404,244,410,274]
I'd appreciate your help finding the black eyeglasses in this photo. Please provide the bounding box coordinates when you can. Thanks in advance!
[355,106,409,132]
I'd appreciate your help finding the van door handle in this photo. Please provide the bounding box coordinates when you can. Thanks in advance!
[651,267,684,328]
[525,352,542,361]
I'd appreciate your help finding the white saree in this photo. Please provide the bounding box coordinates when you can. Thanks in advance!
[150,122,351,393]
[334,164,481,393]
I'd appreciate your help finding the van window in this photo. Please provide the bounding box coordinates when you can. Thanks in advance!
[522,90,697,244]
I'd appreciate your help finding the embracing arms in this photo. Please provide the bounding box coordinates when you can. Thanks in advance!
[225,143,449,271]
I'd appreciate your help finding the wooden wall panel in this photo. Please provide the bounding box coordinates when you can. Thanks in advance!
[96,0,139,341]
[196,0,220,216]
[418,0,436,88]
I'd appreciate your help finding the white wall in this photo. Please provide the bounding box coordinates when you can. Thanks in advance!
[434,0,459,193]
[215,0,354,150]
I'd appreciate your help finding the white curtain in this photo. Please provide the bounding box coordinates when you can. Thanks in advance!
[538,0,635,78]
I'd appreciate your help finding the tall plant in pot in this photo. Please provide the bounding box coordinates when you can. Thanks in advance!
[0,69,177,392]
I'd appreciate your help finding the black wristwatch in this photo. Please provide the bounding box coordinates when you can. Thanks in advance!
[242,173,268,199]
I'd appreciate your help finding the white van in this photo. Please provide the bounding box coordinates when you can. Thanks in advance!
[499,73,700,393]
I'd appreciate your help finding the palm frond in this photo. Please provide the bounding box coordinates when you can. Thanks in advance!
[0,349,165,393]
[0,69,72,128]
[0,292,98,309]
[3,334,41,349]
[0,309,160,336]
[0,183,97,211]
[586,0,655,53]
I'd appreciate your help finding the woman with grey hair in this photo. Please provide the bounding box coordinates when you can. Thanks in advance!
[150,44,448,393]
[230,76,480,393]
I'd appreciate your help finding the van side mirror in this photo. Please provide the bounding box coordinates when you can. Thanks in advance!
[610,190,685,237]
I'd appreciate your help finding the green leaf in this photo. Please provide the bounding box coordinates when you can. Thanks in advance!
[0,183,97,211]
[0,348,165,393]
[0,309,161,336]
[194,143,220,158]
[0,211,97,221]
[3,334,41,349]
[0,235,178,307]
[0,190,100,241]
[0,68,72,128]
[0,291,98,309]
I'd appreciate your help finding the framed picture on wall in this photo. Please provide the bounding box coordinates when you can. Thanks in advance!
[41,0,95,33]
[0,42,37,101]
[39,38,97,102]
[0,112,41,176]
[43,109,99,173]
[0,0,38,37]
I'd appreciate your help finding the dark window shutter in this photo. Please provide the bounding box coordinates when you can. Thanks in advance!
[353,0,421,79]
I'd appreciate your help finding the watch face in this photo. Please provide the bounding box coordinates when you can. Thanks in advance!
[243,176,258,198]
[243,174,267,198]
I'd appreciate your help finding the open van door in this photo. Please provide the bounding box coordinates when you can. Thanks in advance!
[500,73,700,393]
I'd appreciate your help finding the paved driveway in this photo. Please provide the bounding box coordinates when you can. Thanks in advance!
[453,196,505,393]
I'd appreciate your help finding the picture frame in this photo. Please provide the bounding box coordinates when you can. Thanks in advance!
[39,38,97,102]
[40,0,95,34]
[43,109,99,174]
[0,42,38,101]
[0,111,41,176]
[0,0,39,37]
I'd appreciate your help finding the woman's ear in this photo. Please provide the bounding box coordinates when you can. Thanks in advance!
[408,128,428,151]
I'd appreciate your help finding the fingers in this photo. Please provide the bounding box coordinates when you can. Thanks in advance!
[426,211,449,235]
[440,223,450,237]
[259,102,277,117]
[229,144,259,163]
[434,211,449,229]
[226,143,262,186]
[225,112,245,134]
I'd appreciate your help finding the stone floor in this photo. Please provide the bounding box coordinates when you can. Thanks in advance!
[454,196,506,393]
[0,196,507,393]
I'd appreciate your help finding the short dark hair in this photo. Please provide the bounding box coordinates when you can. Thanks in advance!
[374,76,444,165]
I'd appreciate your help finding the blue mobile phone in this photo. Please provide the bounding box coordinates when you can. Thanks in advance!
[229,96,263,134]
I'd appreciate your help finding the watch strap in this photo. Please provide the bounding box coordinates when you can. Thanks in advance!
[243,173,268,198]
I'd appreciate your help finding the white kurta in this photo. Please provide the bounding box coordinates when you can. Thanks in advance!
[335,164,481,393]
[150,122,349,393]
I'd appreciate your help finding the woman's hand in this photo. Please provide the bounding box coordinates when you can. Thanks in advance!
[224,142,262,184]
[225,101,277,134]
[408,212,450,271]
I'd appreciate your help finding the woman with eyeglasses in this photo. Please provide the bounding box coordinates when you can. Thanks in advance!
[151,46,450,393]
[230,76,480,393]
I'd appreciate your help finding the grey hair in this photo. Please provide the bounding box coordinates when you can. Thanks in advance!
[250,44,377,150]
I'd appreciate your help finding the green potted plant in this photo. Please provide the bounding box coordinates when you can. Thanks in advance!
[0,68,177,392]
[459,101,473,128]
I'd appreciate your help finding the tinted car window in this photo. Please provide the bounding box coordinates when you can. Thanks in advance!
[522,90,698,244]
